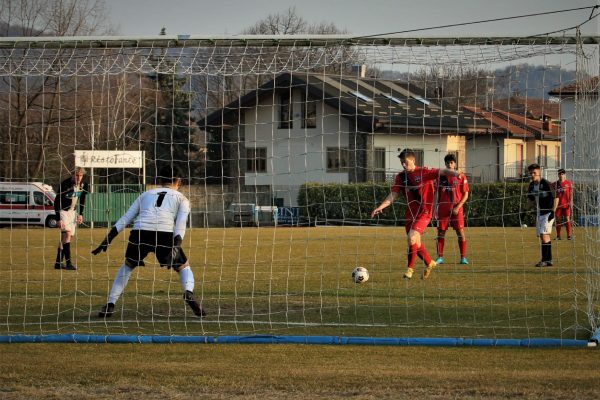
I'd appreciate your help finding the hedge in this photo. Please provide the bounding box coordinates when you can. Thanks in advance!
[297,182,536,227]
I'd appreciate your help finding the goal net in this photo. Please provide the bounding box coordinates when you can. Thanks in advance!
[0,34,598,345]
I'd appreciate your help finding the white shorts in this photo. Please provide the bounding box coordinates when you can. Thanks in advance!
[60,209,77,234]
[536,213,554,236]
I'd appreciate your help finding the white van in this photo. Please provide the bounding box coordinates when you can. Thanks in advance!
[0,182,58,228]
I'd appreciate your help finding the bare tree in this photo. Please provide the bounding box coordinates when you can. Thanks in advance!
[0,0,122,181]
[197,7,350,113]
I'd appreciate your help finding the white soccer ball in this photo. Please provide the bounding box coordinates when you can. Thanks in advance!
[521,224,528,228]
[352,267,369,284]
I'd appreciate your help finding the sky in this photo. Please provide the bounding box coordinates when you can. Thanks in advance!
[105,0,599,37]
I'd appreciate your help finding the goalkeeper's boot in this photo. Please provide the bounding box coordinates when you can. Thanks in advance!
[459,257,469,265]
[184,290,206,317]
[54,262,65,270]
[98,303,115,318]
[422,260,436,280]
[403,268,414,279]
[435,257,444,265]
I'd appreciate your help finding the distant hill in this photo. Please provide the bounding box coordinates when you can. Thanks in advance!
[493,64,578,99]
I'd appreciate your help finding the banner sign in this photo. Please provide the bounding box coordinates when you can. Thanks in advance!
[75,150,144,168]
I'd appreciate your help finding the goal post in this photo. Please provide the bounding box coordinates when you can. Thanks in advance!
[0,34,598,346]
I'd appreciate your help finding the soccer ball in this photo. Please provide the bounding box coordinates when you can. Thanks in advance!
[352,267,369,284]
[521,224,528,228]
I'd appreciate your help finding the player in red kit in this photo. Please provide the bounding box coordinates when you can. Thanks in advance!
[554,168,573,240]
[435,154,469,265]
[371,149,461,280]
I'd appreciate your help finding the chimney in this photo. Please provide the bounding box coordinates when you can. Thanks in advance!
[542,114,551,131]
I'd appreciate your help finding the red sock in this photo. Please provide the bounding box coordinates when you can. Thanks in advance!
[458,239,467,258]
[407,244,418,269]
[436,237,445,257]
[556,224,562,238]
[566,221,572,237]
[417,243,432,265]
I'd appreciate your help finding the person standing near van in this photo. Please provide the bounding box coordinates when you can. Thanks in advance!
[54,167,88,270]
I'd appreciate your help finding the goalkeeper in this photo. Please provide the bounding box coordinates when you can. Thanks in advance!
[92,166,205,318]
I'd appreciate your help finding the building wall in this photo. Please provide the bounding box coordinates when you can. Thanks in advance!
[243,90,351,207]
[372,134,464,174]
[467,136,501,182]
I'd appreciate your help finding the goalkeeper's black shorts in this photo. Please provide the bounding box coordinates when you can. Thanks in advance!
[125,230,187,269]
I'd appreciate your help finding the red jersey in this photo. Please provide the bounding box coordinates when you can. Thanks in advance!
[554,179,573,208]
[437,173,469,206]
[392,167,439,218]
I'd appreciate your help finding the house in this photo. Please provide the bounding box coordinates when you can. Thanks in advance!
[548,77,599,173]
[199,72,487,207]
[463,105,561,182]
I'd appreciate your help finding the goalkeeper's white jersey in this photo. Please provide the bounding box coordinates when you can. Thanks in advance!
[114,187,190,238]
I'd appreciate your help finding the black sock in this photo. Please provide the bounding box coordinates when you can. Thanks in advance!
[63,242,72,265]
[55,248,63,264]
[541,242,552,262]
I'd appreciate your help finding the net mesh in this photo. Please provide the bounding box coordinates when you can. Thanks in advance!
[0,35,598,340]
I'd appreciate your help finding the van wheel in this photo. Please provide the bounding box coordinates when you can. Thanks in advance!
[45,216,58,228]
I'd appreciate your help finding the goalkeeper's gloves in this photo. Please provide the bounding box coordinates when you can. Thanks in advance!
[547,211,555,222]
[91,227,119,255]
[173,234,182,247]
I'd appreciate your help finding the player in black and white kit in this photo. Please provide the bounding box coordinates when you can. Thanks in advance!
[54,167,88,270]
[92,166,205,318]
[526,163,559,268]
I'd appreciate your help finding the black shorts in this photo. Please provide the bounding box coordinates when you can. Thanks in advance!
[125,230,188,269]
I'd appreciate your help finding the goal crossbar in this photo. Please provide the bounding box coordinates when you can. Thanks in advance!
[0,34,597,49]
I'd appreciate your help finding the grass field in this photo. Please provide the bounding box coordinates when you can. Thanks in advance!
[0,225,593,339]
[0,225,597,399]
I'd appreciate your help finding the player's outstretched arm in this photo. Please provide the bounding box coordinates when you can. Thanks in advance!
[371,192,398,218]
[91,227,119,255]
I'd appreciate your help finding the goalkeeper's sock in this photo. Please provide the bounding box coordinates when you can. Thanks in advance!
[458,239,467,258]
[417,244,432,266]
[407,244,418,269]
[436,237,445,258]
[179,266,195,293]
[108,264,133,304]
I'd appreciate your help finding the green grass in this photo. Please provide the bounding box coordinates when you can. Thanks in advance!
[0,226,592,340]
[0,226,597,399]
[0,343,598,399]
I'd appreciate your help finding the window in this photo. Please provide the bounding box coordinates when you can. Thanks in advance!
[382,93,405,105]
[0,191,28,205]
[279,92,292,129]
[246,148,267,173]
[412,95,431,106]
[373,147,386,182]
[555,145,561,168]
[349,91,373,103]
[33,192,45,206]
[516,144,524,176]
[327,147,350,172]
[537,144,547,167]
[301,91,317,129]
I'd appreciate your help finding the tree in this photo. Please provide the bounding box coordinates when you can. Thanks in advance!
[196,7,349,112]
[143,28,201,183]
[0,0,117,182]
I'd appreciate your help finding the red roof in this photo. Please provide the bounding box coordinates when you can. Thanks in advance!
[464,105,560,139]
[548,77,599,96]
